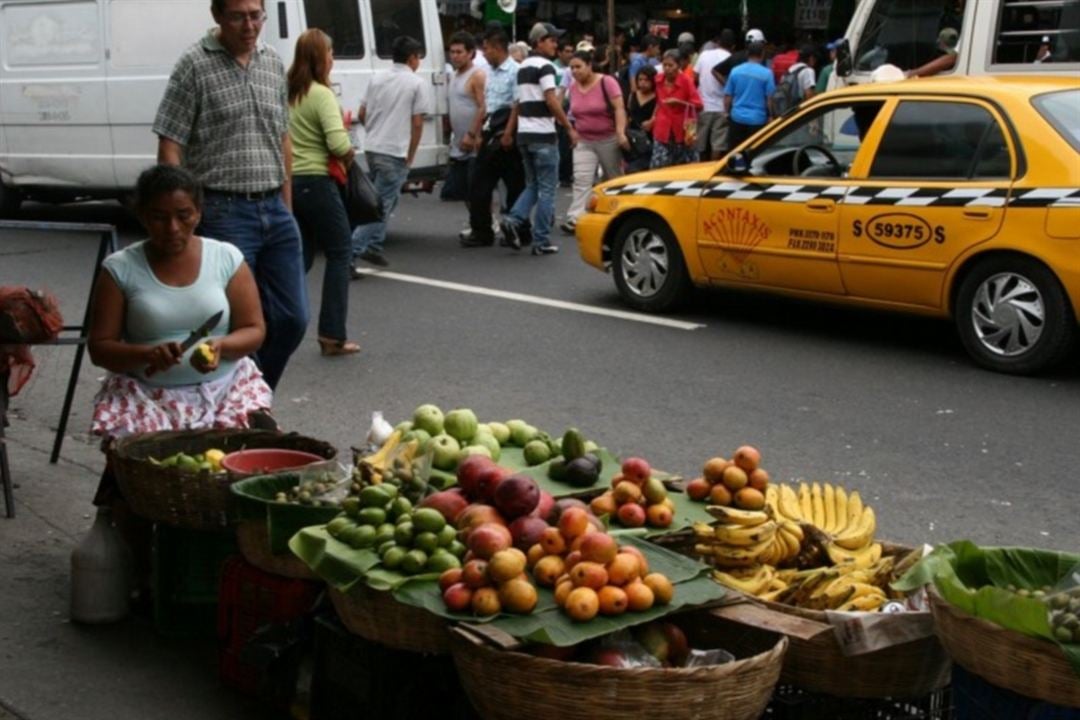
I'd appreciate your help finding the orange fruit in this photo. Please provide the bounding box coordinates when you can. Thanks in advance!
[686,477,711,501]
[733,445,761,472]
[734,487,766,510]
[569,561,608,590]
[597,585,629,616]
[564,587,600,622]
[624,581,655,611]
[539,526,567,555]
[748,468,769,491]
[702,457,729,484]
[606,552,641,586]
[643,573,674,605]
[709,484,733,506]
[721,465,749,492]
[532,554,566,587]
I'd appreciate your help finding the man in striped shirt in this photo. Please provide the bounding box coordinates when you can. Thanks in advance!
[499,22,578,255]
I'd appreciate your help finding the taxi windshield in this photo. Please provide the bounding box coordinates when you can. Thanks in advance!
[1032,89,1080,152]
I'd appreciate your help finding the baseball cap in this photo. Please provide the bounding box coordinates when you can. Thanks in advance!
[826,37,845,51]
[937,27,959,49]
[746,28,765,44]
[677,32,695,45]
[528,22,565,45]
[575,40,596,53]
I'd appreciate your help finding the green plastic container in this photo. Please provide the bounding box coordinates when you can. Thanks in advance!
[230,472,343,554]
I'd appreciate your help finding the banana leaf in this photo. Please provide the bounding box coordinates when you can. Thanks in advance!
[390,536,725,646]
[512,447,622,499]
[894,540,1080,675]
[287,526,381,592]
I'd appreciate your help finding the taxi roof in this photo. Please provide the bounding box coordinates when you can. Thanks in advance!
[819,75,1078,102]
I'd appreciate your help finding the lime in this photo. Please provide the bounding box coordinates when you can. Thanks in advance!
[341,497,361,516]
[352,525,377,548]
[358,507,387,526]
[426,549,461,574]
[389,497,413,520]
[436,525,457,547]
[394,522,415,546]
[412,508,447,534]
[401,549,429,575]
[415,531,440,555]
[447,539,467,558]
[359,486,391,508]
[381,546,407,569]
[326,517,351,538]
[339,526,365,548]
[373,523,397,546]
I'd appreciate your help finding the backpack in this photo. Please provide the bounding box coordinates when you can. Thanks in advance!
[771,65,810,117]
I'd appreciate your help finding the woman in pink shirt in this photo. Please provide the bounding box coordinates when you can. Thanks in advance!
[650,49,704,169]
[561,50,629,234]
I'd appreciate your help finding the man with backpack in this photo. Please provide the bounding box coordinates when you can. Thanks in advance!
[773,45,817,115]
[723,41,775,150]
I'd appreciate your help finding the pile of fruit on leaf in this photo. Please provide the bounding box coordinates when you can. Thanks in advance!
[439,546,539,616]
[527,506,674,622]
[588,457,674,529]
[1033,586,1080,644]
[326,484,466,575]
[695,476,918,613]
[149,448,225,473]
[686,446,769,510]
[525,621,693,668]
[547,428,604,487]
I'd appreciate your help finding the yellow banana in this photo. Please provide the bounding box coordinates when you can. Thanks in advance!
[764,485,780,516]
[799,483,813,522]
[828,541,882,569]
[823,483,836,532]
[834,507,876,550]
[778,484,803,522]
[713,565,773,595]
[811,482,825,528]
[837,593,885,612]
[846,490,864,530]
[706,505,772,527]
[776,528,800,563]
[833,485,849,535]
[713,520,778,546]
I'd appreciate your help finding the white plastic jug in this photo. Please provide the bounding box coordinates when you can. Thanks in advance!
[70,507,131,623]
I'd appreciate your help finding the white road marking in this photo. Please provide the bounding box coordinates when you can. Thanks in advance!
[353,269,706,331]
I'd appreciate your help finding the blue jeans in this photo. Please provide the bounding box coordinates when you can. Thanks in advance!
[351,152,409,256]
[506,142,559,248]
[292,175,351,342]
[198,191,309,390]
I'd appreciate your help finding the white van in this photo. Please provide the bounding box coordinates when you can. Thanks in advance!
[833,0,1080,84]
[0,0,450,214]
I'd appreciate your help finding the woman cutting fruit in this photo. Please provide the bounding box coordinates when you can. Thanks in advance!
[88,164,273,459]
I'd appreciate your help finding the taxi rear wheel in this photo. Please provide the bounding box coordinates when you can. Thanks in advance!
[611,216,689,312]
[955,256,1076,375]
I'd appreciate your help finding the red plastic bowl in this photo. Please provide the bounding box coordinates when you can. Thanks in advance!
[220,448,325,477]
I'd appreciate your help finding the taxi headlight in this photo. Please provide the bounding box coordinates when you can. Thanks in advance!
[587,192,602,213]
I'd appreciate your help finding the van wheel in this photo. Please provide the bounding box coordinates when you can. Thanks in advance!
[955,256,1075,375]
[0,182,22,217]
[611,216,690,312]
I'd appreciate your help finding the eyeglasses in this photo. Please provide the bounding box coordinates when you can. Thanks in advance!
[222,10,267,26]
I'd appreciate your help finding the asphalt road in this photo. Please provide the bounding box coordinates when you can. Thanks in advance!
[3,190,1078,553]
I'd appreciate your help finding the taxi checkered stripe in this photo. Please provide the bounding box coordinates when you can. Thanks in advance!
[603,181,1080,207]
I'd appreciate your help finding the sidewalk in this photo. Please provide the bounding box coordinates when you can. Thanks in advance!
[0,409,265,719]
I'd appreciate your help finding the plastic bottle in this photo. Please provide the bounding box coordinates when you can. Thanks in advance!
[70,507,131,623]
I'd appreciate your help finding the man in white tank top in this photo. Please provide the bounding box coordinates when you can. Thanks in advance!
[442,31,486,207]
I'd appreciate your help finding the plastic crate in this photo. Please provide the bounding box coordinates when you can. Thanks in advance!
[311,614,478,720]
[152,524,237,636]
[763,684,953,720]
[217,556,321,698]
[952,664,1080,720]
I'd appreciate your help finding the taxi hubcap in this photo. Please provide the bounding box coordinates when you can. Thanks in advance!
[620,229,669,298]
[971,272,1045,357]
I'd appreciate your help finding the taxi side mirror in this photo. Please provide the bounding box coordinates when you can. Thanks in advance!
[835,39,853,78]
[725,152,750,176]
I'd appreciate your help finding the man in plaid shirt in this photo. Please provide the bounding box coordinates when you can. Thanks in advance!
[154,0,307,391]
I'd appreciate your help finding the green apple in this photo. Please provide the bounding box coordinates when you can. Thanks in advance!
[412,404,444,436]
[471,433,501,461]
[394,420,413,434]
[402,428,431,451]
[461,444,492,460]
[523,439,551,466]
[583,440,599,454]
[444,408,478,444]
[429,433,461,470]
[475,423,492,437]
[487,422,511,445]
[505,420,528,447]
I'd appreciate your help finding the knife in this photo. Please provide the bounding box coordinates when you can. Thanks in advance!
[179,310,225,353]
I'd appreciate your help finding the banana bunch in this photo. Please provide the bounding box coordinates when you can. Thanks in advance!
[769,556,896,611]
[767,481,880,568]
[691,504,804,569]
[713,564,788,597]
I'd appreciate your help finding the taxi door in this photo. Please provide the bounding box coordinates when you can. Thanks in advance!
[697,101,881,295]
[837,97,1014,309]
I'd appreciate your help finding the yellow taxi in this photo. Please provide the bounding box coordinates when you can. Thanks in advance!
[577,77,1080,374]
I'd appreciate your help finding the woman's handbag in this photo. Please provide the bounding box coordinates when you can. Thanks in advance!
[623,128,652,160]
[337,159,383,227]
[683,103,698,148]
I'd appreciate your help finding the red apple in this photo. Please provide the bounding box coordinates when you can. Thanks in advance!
[457,454,495,500]
[508,515,548,550]
[476,465,512,503]
[531,491,555,521]
[621,457,651,485]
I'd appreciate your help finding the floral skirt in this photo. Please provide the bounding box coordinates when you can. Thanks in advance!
[650,141,700,169]
[91,357,272,439]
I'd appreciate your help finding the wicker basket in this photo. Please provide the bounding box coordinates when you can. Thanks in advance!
[450,612,788,720]
[929,587,1080,708]
[110,429,336,531]
[329,585,451,655]
[235,520,317,580]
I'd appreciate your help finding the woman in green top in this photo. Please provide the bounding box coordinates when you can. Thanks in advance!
[288,30,359,356]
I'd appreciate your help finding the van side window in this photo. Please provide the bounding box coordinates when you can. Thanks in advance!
[869,101,1012,180]
[371,0,426,59]
[303,0,364,58]
[993,1,1080,64]
[854,0,966,72]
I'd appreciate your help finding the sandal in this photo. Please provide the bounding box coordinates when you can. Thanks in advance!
[317,337,361,356]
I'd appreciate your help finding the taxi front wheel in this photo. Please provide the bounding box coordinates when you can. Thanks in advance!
[611,216,690,312]
[955,256,1076,375]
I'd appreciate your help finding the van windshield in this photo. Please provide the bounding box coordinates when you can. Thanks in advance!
[854,0,966,73]
[1032,90,1080,152]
